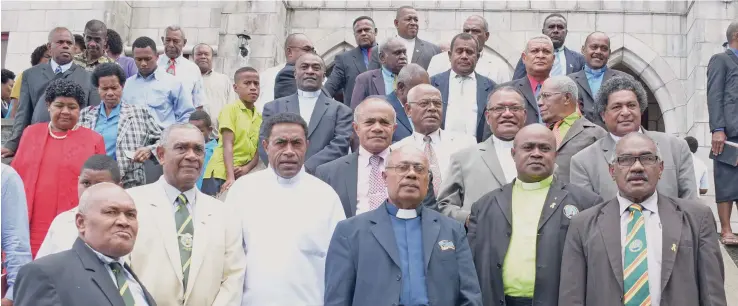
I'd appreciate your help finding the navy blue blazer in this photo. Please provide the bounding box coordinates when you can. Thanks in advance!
[430,70,496,143]
[386,92,413,142]
[324,202,482,306]
[512,46,585,80]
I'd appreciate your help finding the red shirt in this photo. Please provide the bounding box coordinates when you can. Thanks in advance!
[527,75,546,93]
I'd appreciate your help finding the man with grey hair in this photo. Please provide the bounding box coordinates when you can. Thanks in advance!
[159,25,207,110]
[72,20,115,71]
[538,75,606,183]
[706,20,738,246]
[427,15,511,84]
[570,76,697,200]
[513,13,585,79]
[127,123,246,305]
[505,35,556,126]
[351,37,408,110]
[193,43,236,128]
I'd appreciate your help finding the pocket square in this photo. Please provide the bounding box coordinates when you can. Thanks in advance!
[438,240,455,251]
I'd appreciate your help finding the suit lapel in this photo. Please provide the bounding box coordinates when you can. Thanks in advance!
[372,70,385,95]
[657,195,683,293]
[286,94,300,115]
[558,117,586,150]
[389,93,412,133]
[308,94,329,138]
[600,134,616,164]
[563,48,576,74]
[479,139,506,185]
[537,181,569,230]
[726,49,738,67]
[422,209,441,271]
[184,192,213,299]
[73,238,126,306]
[494,184,514,226]
[475,74,492,131]
[126,262,157,305]
[369,203,402,268]
[411,39,423,64]
[517,78,538,113]
[351,47,367,72]
[148,185,186,285]
[344,153,359,217]
[434,71,451,127]
[598,199,624,291]
[41,63,56,81]
[573,71,594,100]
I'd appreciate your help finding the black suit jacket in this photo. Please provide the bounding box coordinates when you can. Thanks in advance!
[274,63,296,99]
[324,46,381,107]
[467,179,601,306]
[430,70,496,142]
[568,68,630,128]
[13,238,156,306]
[512,46,585,80]
[707,49,738,137]
[386,92,413,142]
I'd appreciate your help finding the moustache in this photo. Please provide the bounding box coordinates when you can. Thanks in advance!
[627,173,648,182]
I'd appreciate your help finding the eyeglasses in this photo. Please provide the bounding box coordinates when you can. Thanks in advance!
[486,105,525,114]
[386,163,428,175]
[536,92,564,101]
[408,99,443,109]
[613,154,660,167]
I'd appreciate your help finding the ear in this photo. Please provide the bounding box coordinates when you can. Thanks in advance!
[394,19,399,28]
[352,121,360,135]
[183,38,188,46]
[609,164,616,180]
[233,83,238,92]
[160,36,166,44]
[521,52,527,62]
[581,44,587,55]
[156,146,165,162]
[261,139,269,152]
[75,212,85,232]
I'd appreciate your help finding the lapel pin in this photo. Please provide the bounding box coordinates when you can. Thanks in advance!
[671,243,677,252]
[550,202,556,208]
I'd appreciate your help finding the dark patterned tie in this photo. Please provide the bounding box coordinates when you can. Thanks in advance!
[175,193,194,290]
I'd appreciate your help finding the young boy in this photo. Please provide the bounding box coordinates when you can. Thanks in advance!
[189,110,219,190]
[201,67,263,196]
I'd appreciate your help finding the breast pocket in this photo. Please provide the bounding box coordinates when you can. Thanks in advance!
[147,88,172,112]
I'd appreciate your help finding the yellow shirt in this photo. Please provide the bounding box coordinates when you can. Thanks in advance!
[10,72,22,99]
[502,175,553,297]
[204,100,262,180]
[556,110,582,141]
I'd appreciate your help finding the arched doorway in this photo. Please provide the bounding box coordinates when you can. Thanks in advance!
[610,63,666,133]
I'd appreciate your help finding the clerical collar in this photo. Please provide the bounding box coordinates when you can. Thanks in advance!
[609,128,644,143]
[297,89,321,98]
[492,135,514,149]
[584,64,607,76]
[270,166,306,185]
[514,175,554,191]
[386,201,422,219]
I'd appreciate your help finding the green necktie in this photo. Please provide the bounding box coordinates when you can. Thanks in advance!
[623,203,652,306]
[175,193,194,290]
[109,262,136,306]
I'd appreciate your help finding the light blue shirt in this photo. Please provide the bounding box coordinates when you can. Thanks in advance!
[157,55,207,108]
[94,103,121,158]
[386,202,429,306]
[1,164,33,300]
[50,59,72,74]
[584,65,608,98]
[197,139,218,189]
[381,66,396,96]
[550,47,567,76]
[122,69,195,129]
[730,47,738,57]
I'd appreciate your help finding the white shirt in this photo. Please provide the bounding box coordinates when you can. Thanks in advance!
[160,177,197,218]
[551,47,568,77]
[445,71,478,137]
[426,53,512,84]
[397,36,416,60]
[36,208,78,259]
[227,168,345,306]
[618,191,662,306]
[157,55,207,108]
[50,59,72,74]
[691,153,709,195]
[356,146,390,215]
[202,70,237,129]
[492,135,517,183]
[610,128,644,144]
[256,63,286,112]
[297,89,320,124]
[88,245,150,306]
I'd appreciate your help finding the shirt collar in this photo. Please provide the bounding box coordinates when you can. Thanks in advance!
[560,110,581,126]
[413,128,441,143]
[166,55,185,64]
[358,145,390,168]
[617,191,659,215]
[268,166,306,185]
[555,46,565,53]
[396,35,416,44]
[202,70,213,76]
[527,74,545,89]
[297,89,321,98]
[87,243,127,264]
[159,176,198,206]
[386,201,422,219]
[730,47,738,57]
[584,64,608,77]
[136,68,162,81]
[381,66,395,78]
[98,102,122,117]
[50,59,72,73]
[492,134,514,149]
[609,128,644,143]
[514,175,554,191]
[450,69,476,80]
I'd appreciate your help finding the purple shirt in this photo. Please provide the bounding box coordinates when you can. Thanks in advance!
[117,55,138,78]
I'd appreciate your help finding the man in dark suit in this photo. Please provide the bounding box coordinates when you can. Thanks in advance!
[260,53,352,174]
[324,16,381,107]
[273,33,316,99]
[316,97,437,218]
[2,27,99,157]
[559,133,727,306]
[538,76,607,183]
[568,32,629,127]
[351,37,408,110]
[706,21,738,246]
[431,33,496,143]
[504,35,555,126]
[468,124,601,306]
[389,63,429,142]
[13,183,156,306]
[324,145,482,306]
[512,13,585,79]
[367,6,441,71]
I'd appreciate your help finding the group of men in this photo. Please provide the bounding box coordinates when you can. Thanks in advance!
[0,4,736,306]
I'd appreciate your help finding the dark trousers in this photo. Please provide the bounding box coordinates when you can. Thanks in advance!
[505,296,533,306]
[201,178,225,196]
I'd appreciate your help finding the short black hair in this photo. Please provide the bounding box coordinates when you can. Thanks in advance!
[189,109,212,127]
[684,136,699,153]
[132,36,157,54]
[450,32,479,53]
[44,79,86,106]
[726,21,738,43]
[91,63,127,88]
[234,66,258,82]
[106,29,124,56]
[594,76,647,117]
[543,13,567,26]
[84,19,107,34]
[353,16,375,28]
[30,44,49,66]
[81,154,122,183]
[1,69,15,84]
[74,34,86,51]
[262,112,308,140]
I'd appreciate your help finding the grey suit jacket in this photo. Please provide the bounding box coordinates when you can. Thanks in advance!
[559,196,726,306]
[258,92,352,174]
[569,129,697,200]
[430,70,496,142]
[510,77,541,125]
[324,46,381,107]
[568,68,630,128]
[468,179,602,306]
[13,238,157,306]
[5,63,100,152]
[315,152,438,218]
[554,117,607,184]
[707,49,738,137]
[324,202,482,306]
[436,138,507,224]
[350,69,386,110]
[369,37,441,70]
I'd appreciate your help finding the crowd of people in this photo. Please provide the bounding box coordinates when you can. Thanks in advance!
[0,5,737,306]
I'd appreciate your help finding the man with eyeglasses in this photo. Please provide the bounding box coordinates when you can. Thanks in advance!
[537,76,606,184]
[274,33,317,99]
[468,124,600,306]
[560,132,726,306]
[570,76,697,200]
[392,84,476,195]
[325,145,482,306]
[72,20,116,72]
[436,85,526,226]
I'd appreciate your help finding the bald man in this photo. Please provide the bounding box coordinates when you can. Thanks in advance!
[468,124,601,306]
[274,33,316,99]
[351,37,408,110]
[14,183,156,306]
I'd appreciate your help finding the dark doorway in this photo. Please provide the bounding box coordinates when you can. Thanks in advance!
[610,64,665,132]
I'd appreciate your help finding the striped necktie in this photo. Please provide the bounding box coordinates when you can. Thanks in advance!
[109,262,136,306]
[424,135,442,194]
[623,203,652,306]
[175,193,194,290]
[54,66,63,74]
[166,59,176,75]
[534,83,543,123]
[367,155,387,211]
